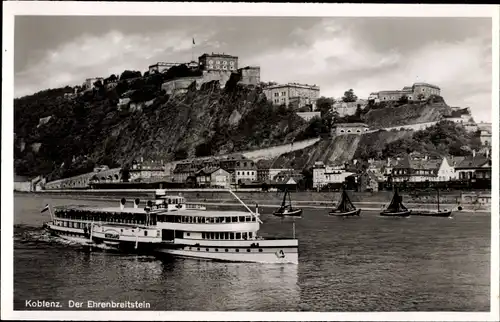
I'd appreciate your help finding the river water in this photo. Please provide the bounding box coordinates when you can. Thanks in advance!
[12,193,491,311]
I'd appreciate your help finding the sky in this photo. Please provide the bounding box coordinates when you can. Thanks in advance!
[14,16,493,122]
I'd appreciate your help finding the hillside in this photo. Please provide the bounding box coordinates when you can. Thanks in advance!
[262,119,481,171]
[14,76,309,181]
[363,95,453,129]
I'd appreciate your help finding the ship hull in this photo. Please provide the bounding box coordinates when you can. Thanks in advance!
[329,208,361,217]
[273,209,303,218]
[380,210,411,217]
[156,248,298,264]
[411,210,453,217]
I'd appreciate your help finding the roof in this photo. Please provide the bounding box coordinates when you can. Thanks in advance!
[447,156,466,167]
[393,156,441,170]
[199,53,238,59]
[455,154,491,169]
[195,166,226,176]
[413,82,440,90]
[333,122,368,127]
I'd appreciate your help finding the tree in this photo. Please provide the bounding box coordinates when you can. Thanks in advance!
[120,70,142,81]
[316,96,335,116]
[342,89,358,103]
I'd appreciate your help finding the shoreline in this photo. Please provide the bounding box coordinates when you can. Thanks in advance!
[15,191,491,213]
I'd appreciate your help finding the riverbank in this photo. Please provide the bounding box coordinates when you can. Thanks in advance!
[15,189,491,213]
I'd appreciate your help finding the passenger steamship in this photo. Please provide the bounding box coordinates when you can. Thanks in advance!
[43,190,299,264]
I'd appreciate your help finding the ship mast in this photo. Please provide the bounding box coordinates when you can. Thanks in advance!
[228,189,263,224]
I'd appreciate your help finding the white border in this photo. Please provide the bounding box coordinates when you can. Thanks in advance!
[2,2,499,321]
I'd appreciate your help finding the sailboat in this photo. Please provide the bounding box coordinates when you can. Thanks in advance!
[412,188,453,217]
[273,189,303,217]
[380,188,411,217]
[329,188,361,217]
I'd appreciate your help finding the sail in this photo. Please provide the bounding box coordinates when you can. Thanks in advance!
[335,189,356,212]
[281,190,288,207]
[385,189,408,212]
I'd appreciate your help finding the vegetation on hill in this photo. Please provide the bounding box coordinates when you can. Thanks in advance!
[354,120,482,160]
[14,69,309,181]
[363,95,452,128]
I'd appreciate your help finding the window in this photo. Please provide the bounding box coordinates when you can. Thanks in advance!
[249,232,253,238]
[232,217,237,223]
[215,248,219,252]
[236,232,241,239]
[197,247,200,251]
[202,232,206,239]
[186,233,190,237]
[243,232,248,240]
[225,249,229,252]
[235,249,240,252]
[259,249,263,252]
[247,249,251,252]
[230,232,235,239]
[206,248,209,251]
[144,231,148,236]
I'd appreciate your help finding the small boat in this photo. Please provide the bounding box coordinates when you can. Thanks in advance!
[380,189,411,217]
[273,189,303,217]
[412,188,453,218]
[329,188,361,217]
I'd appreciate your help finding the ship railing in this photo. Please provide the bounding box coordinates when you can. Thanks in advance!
[185,203,206,210]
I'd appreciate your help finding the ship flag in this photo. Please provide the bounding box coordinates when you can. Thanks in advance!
[41,204,50,213]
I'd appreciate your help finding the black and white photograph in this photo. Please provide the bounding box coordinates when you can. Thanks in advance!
[2,2,499,321]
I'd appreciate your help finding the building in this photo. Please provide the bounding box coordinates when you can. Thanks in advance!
[83,77,104,90]
[274,170,304,185]
[161,76,203,96]
[218,155,257,186]
[195,167,231,188]
[331,123,370,136]
[238,66,261,86]
[373,82,441,102]
[391,154,443,183]
[198,53,238,72]
[313,161,355,189]
[172,161,201,183]
[256,164,293,183]
[454,151,491,181]
[296,111,321,122]
[129,159,166,182]
[263,83,320,110]
[479,126,492,146]
[148,62,184,74]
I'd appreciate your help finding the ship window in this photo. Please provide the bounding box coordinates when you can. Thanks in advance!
[230,232,235,239]
[189,247,192,250]
[246,216,251,222]
[225,249,228,252]
[231,217,237,223]
[225,217,231,223]
[211,232,215,239]
[210,217,215,224]
[215,232,219,239]
[206,248,209,251]
[176,216,181,223]
[247,249,251,252]
[144,231,148,236]
[197,248,200,251]
[168,199,171,204]
[202,232,205,239]
[121,229,123,233]
[225,232,229,239]
[239,216,245,222]
[215,248,219,252]
[249,232,253,238]
[235,249,239,252]
[236,233,241,239]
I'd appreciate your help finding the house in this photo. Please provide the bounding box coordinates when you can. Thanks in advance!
[454,151,491,180]
[391,154,442,182]
[436,157,459,181]
[313,161,355,189]
[195,167,231,188]
[219,154,257,186]
[129,159,166,182]
[262,82,320,110]
[173,161,201,183]
[256,162,294,183]
[273,170,304,185]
